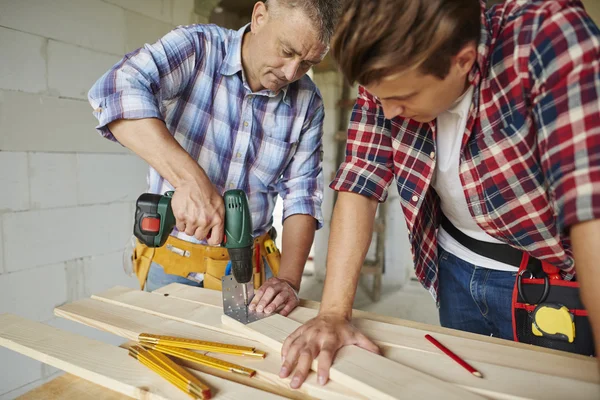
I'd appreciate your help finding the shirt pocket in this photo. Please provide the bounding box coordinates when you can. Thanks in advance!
[250,135,298,187]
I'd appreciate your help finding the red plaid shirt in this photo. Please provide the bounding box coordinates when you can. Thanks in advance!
[331,0,600,300]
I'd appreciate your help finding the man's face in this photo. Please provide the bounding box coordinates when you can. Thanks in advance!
[364,47,477,123]
[248,3,328,92]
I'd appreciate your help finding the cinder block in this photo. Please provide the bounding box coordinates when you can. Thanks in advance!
[0,0,126,55]
[48,40,121,100]
[0,90,128,153]
[0,27,46,93]
[84,251,139,296]
[172,0,195,25]
[29,153,78,209]
[104,0,173,24]
[0,152,29,212]
[0,347,43,396]
[77,154,148,205]
[3,203,134,271]
[125,10,175,53]
[0,263,67,321]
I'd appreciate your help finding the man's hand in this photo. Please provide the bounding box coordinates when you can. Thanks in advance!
[249,277,299,316]
[171,178,225,245]
[107,118,225,245]
[279,314,380,389]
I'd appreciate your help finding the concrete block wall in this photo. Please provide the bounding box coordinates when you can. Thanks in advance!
[0,0,203,397]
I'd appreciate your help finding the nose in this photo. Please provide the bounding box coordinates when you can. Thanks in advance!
[381,101,404,119]
[282,59,301,82]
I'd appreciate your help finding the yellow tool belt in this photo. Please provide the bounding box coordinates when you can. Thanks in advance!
[131,232,279,291]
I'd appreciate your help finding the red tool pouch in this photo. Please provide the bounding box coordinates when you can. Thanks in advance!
[511,253,595,356]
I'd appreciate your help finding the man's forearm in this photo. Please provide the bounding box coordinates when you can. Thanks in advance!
[570,219,600,356]
[108,118,210,189]
[320,192,379,319]
[279,214,317,291]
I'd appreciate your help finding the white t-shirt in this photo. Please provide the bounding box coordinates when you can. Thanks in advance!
[432,86,517,271]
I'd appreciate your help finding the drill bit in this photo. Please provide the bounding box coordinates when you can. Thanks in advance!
[242,284,249,306]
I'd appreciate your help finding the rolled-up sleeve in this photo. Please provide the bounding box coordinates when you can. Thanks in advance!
[330,86,395,202]
[278,94,325,229]
[88,27,202,141]
[530,4,600,234]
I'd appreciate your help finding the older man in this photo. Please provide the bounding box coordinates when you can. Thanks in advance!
[88,0,342,316]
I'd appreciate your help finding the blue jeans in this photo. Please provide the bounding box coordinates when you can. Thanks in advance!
[146,262,203,292]
[438,247,517,340]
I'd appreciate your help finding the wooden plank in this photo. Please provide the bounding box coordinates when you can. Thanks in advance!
[222,314,483,400]
[154,284,599,384]
[92,287,499,398]
[96,286,600,399]
[0,314,282,400]
[92,287,245,338]
[55,298,364,400]
[18,374,129,400]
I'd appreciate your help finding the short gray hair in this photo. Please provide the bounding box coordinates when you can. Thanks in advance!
[266,0,344,43]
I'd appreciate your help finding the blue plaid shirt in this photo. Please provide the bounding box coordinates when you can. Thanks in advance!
[88,24,324,242]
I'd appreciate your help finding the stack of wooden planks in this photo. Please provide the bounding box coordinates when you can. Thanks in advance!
[1,283,598,399]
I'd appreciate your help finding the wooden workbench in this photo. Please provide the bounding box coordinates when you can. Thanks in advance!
[3,283,599,399]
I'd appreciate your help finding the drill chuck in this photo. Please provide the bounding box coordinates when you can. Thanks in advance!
[228,247,254,284]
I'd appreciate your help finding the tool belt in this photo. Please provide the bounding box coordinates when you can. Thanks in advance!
[441,215,595,356]
[131,230,280,292]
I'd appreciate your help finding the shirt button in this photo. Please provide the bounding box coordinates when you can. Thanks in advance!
[243,121,249,127]
[412,195,419,202]
[236,152,242,158]
[228,183,234,189]
[429,152,435,159]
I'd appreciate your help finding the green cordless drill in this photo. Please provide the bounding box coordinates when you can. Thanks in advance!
[134,189,255,305]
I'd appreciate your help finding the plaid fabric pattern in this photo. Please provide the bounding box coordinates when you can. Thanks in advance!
[88,24,324,241]
[331,0,600,300]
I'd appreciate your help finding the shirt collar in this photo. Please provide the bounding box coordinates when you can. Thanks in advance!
[468,1,491,88]
[220,23,291,106]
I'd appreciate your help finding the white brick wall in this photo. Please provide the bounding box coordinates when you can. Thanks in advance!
[47,40,121,99]
[3,203,133,272]
[29,153,78,209]
[0,0,127,55]
[0,27,46,93]
[0,152,30,212]
[0,263,68,321]
[0,0,203,395]
[0,90,127,153]
[104,0,173,24]
[124,11,175,53]
[77,154,149,205]
[0,348,44,396]
[83,251,139,295]
[172,0,196,25]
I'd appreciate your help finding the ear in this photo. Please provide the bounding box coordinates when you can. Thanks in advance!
[453,41,477,76]
[251,2,270,34]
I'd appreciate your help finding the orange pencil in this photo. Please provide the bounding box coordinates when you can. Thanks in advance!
[425,334,483,378]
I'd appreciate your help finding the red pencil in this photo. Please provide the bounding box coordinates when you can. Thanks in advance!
[425,334,483,378]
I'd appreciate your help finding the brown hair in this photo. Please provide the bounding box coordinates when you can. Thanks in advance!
[266,0,344,42]
[331,0,481,85]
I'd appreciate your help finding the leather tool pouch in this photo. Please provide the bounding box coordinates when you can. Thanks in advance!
[512,254,595,356]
